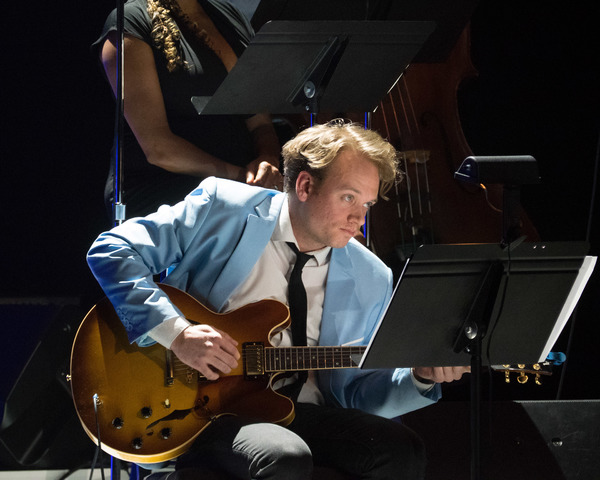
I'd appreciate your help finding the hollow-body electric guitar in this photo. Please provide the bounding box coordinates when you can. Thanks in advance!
[69,284,365,464]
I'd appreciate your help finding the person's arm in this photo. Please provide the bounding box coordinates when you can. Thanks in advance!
[101,32,280,187]
[412,366,470,384]
[147,314,241,381]
[87,178,241,379]
[170,323,240,380]
[244,113,283,189]
[146,315,240,380]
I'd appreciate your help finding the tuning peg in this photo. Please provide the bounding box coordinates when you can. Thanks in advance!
[517,365,528,384]
[502,364,512,383]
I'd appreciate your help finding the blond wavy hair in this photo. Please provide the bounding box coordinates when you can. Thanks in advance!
[146,0,211,72]
[282,119,401,199]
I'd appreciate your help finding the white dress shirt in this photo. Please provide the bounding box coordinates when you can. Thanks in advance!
[150,196,330,403]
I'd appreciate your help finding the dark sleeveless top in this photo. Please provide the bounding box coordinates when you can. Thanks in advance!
[93,0,255,218]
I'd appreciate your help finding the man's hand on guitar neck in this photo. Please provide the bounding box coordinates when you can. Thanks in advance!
[170,324,241,381]
[412,366,471,385]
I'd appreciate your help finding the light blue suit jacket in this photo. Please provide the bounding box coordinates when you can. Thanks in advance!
[88,177,440,417]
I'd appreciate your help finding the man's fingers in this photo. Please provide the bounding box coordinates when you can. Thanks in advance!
[413,366,470,384]
[197,364,220,381]
[171,324,240,379]
[247,162,283,188]
[212,327,241,360]
[193,349,238,380]
[438,366,470,382]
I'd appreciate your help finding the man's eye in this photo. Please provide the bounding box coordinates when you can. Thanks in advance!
[343,195,354,203]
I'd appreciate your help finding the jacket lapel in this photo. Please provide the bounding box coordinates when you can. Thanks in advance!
[208,192,285,311]
[319,245,360,346]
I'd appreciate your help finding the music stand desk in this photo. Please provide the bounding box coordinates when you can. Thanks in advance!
[360,241,595,369]
[359,241,596,480]
[192,20,435,115]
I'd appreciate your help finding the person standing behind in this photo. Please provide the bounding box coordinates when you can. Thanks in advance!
[93,0,283,220]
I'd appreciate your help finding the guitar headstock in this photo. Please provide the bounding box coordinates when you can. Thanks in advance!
[496,362,553,385]
[491,352,565,386]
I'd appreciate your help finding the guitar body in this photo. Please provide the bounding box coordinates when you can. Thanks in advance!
[70,284,293,464]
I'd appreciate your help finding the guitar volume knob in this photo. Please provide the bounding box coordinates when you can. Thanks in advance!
[132,437,143,450]
[112,417,124,429]
[140,407,153,418]
[160,428,172,439]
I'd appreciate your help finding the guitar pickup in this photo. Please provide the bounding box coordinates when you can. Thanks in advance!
[243,342,265,378]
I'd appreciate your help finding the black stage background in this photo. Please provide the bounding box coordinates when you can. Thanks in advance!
[1,0,599,471]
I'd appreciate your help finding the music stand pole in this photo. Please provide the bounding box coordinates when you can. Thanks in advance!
[453,260,504,480]
[113,0,126,226]
[469,337,482,479]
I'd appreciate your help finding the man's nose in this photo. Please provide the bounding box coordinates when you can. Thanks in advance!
[351,206,368,225]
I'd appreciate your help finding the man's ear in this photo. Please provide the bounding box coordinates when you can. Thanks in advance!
[295,171,313,202]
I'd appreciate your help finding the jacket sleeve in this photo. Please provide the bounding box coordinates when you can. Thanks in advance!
[350,270,442,417]
[339,367,442,418]
[319,246,442,417]
[86,179,218,346]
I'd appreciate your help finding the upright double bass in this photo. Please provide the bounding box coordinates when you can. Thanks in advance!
[366,26,538,265]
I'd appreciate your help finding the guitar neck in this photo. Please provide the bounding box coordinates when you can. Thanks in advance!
[245,344,366,376]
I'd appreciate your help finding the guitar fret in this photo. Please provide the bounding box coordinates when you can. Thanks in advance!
[333,348,338,369]
[288,348,292,370]
[297,347,303,370]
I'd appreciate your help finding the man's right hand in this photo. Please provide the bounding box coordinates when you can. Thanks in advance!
[170,324,240,381]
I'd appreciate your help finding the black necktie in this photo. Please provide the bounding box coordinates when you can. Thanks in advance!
[287,242,313,347]
[285,242,313,400]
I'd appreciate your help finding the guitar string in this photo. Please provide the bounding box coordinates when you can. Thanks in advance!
[168,350,367,364]
[168,347,367,376]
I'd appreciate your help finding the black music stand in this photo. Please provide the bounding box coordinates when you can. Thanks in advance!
[251,0,479,63]
[359,241,596,480]
[191,20,434,115]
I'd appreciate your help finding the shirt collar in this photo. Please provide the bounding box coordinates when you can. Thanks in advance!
[274,195,331,266]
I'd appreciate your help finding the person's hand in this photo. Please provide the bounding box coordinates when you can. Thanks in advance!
[170,324,240,381]
[412,366,471,384]
[245,157,283,190]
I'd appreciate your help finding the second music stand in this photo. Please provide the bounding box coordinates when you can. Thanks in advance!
[191,20,434,115]
[359,241,596,480]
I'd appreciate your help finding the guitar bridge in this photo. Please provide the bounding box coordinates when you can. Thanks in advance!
[243,342,265,378]
[165,349,175,386]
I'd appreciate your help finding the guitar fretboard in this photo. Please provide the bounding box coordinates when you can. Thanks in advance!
[264,346,366,372]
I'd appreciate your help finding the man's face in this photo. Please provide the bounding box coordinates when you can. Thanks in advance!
[291,149,380,252]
